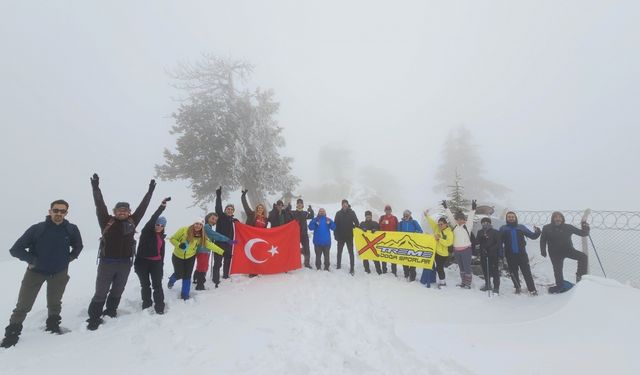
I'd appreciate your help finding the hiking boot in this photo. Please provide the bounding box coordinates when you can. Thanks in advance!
[214,283,219,288]
[142,300,153,310]
[480,284,493,292]
[1,324,22,348]
[515,287,522,295]
[492,288,499,295]
[195,283,205,291]
[167,274,176,289]
[154,303,165,315]
[438,281,447,287]
[45,315,62,334]
[86,318,103,331]
[530,290,538,296]
[304,263,312,269]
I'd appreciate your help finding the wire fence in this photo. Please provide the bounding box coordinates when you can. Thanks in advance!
[514,210,640,288]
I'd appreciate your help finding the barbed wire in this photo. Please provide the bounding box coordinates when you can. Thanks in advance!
[514,210,640,231]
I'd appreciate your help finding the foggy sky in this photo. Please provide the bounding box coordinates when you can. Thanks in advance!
[1,1,639,249]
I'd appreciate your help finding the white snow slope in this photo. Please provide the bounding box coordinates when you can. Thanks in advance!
[0,253,638,375]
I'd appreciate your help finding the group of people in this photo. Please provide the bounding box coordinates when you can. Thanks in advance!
[0,175,591,348]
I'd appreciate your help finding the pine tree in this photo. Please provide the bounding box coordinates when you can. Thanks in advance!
[446,170,470,214]
[156,55,299,207]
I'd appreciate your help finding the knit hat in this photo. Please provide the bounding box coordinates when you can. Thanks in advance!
[224,204,235,210]
[403,209,411,217]
[384,205,392,211]
[194,217,204,225]
[364,210,372,216]
[114,202,130,210]
[156,216,167,226]
[480,217,491,224]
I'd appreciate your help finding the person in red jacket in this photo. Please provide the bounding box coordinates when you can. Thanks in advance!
[378,205,398,275]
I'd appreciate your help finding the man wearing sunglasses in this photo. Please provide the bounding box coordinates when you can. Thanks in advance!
[1,200,83,348]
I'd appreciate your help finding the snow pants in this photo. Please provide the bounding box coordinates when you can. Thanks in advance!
[480,254,500,291]
[88,260,131,320]
[506,251,536,292]
[434,254,448,281]
[454,247,473,286]
[314,245,330,270]
[550,248,588,286]
[134,258,164,312]
[336,239,355,272]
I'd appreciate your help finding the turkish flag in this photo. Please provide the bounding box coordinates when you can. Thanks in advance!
[230,221,301,275]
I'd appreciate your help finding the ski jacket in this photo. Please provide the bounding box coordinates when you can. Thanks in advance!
[397,218,423,233]
[170,226,224,259]
[291,207,315,238]
[378,214,398,232]
[540,222,589,257]
[241,194,268,228]
[445,208,476,250]
[135,204,166,260]
[10,216,83,275]
[334,208,359,241]
[425,215,454,257]
[359,220,380,232]
[309,216,336,247]
[477,226,503,257]
[215,189,238,242]
[93,185,152,259]
[499,221,540,256]
[268,207,293,228]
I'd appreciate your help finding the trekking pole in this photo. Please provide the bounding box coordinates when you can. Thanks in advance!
[587,234,607,278]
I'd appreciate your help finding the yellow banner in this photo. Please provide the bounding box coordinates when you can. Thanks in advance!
[354,228,437,269]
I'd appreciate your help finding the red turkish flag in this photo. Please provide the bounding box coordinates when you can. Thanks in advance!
[230,221,302,275]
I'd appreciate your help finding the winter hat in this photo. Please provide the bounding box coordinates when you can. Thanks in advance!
[403,209,411,217]
[224,204,235,210]
[276,200,284,206]
[454,211,466,221]
[114,202,130,210]
[342,199,349,205]
[480,217,491,224]
[156,216,167,226]
[384,205,392,211]
[364,210,372,216]
[193,217,204,225]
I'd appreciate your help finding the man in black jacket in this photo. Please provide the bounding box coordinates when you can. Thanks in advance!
[540,211,590,290]
[359,210,382,274]
[87,174,154,330]
[290,198,314,269]
[212,186,239,286]
[268,199,293,228]
[477,217,502,293]
[1,199,83,348]
[134,197,170,314]
[334,199,359,275]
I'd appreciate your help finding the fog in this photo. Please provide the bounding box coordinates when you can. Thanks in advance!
[1,1,638,252]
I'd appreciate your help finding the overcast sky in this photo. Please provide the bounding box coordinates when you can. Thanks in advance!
[1,0,638,248]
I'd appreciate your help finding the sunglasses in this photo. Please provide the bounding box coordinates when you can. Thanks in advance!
[51,208,68,214]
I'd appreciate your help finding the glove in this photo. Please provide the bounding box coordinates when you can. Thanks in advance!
[241,189,248,196]
[229,240,238,245]
[162,197,171,205]
[441,200,447,209]
[179,242,188,250]
[216,186,222,195]
[541,250,547,258]
[471,199,477,210]
[148,179,156,192]
[91,173,99,189]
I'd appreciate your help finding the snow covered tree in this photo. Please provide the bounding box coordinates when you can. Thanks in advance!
[156,55,299,207]
[445,170,470,214]
[433,126,510,205]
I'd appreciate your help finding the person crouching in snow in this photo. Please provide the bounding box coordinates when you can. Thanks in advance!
[442,199,477,289]
[424,209,454,288]
[168,218,224,299]
[308,208,336,271]
[134,197,170,314]
[198,213,234,289]
[397,209,423,282]
[499,211,541,295]
[540,211,590,290]
[477,217,502,294]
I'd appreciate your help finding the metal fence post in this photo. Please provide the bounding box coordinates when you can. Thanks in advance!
[581,208,591,274]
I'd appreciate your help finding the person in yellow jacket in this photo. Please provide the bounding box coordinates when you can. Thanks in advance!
[424,209,454,288]
[167,218,224,300]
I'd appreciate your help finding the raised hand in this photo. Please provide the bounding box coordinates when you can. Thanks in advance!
[162,197,171,206]
[216,186,222,195]
[441,200,447,209]
[471,199,477,210]
[148,179,156,192]
[91,173,100,189]
[241,189,248,196]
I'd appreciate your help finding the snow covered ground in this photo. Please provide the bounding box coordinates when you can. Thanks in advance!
[0,250,638,375]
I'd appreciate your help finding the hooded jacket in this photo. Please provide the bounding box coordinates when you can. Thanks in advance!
[540,211,590,257]
[477,224,503,258]
[309,215,336,247]
[10,216,83,275]
[334,207,359,241]
[425,215,454,257]
[499,212,541,255]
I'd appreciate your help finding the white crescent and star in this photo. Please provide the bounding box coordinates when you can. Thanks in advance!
[244,238,279,264]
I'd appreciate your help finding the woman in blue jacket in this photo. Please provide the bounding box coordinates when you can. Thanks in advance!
[308,208,336,271]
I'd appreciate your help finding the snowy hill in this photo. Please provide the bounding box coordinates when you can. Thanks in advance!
[0,252,639,375]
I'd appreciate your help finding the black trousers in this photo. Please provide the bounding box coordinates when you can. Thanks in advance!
[402,266,417,281]
[550,248,588,286]
[171,254,196,280]
[480,254,500,290]
[134,258,164,311]
[314,245,330,270]
[212,243,233,284]
[336,239,355,272]
[300,235,311,266]
[363,260,382,274]
[505,251,536,292]
[434,254,448,280]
